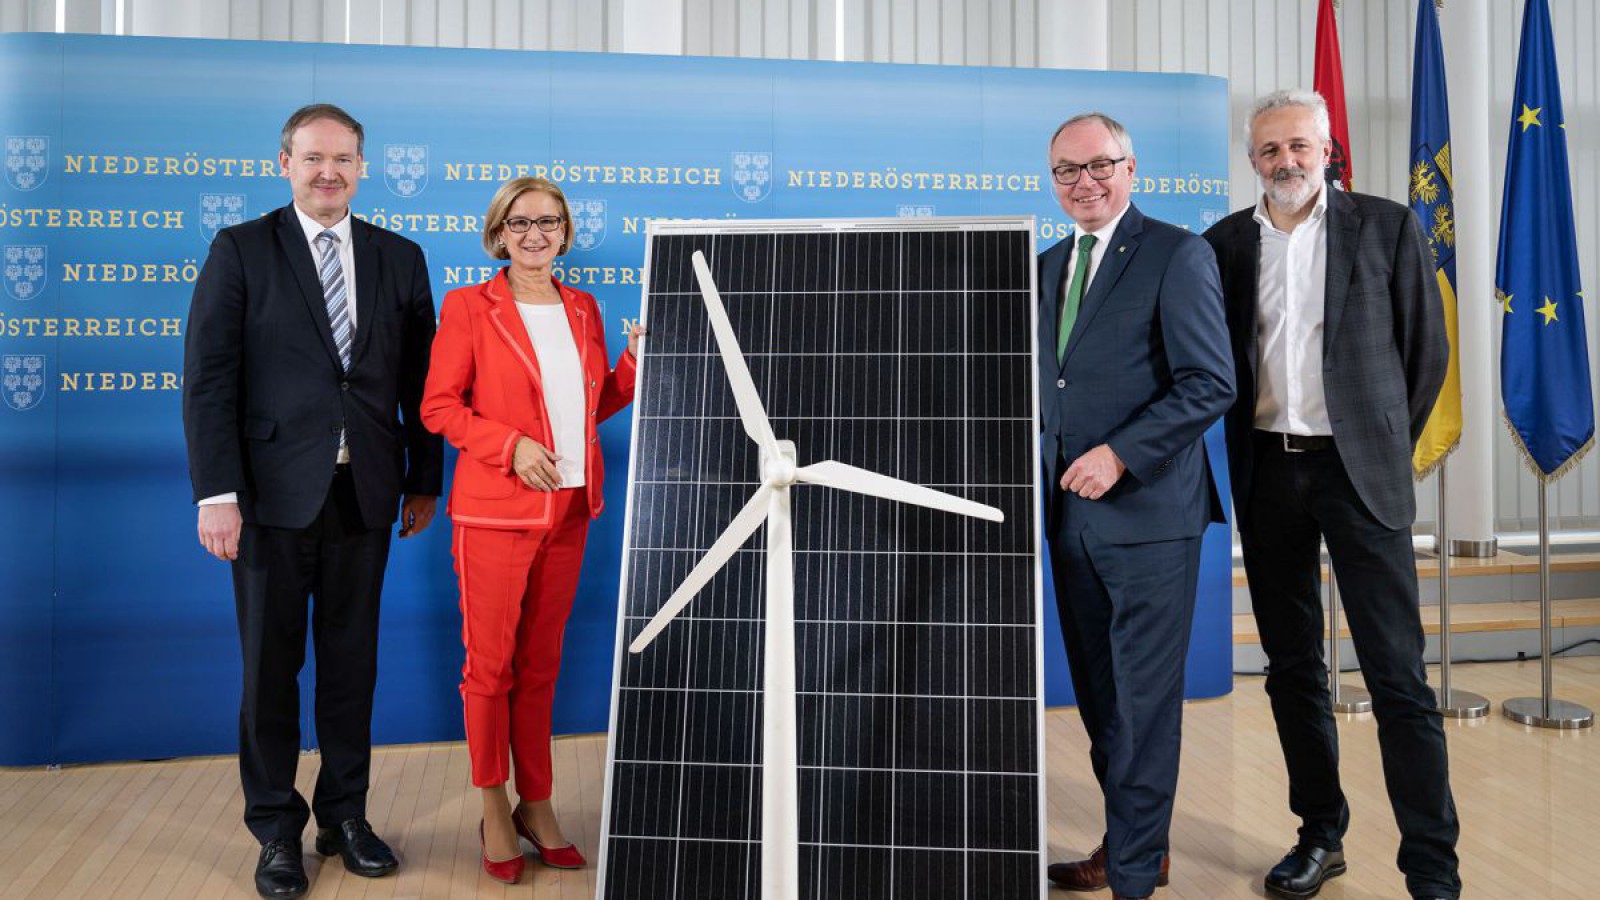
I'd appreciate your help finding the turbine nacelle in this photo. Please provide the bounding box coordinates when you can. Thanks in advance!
[761,441,799,488]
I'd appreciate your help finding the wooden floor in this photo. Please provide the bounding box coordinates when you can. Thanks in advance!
[3,658,1597,899]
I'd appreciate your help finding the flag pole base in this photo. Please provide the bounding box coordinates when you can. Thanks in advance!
[1447,538,1497,558]
[1437,689,1490,719]
[1502,697,1593,729]
[1332,686,1371,714]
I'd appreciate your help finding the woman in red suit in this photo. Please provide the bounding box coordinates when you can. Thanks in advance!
[420,177,642,883]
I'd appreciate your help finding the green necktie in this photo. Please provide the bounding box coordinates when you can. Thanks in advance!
[1056,232,1098,363]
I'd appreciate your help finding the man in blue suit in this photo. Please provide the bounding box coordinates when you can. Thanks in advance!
[1038,113,1235,900]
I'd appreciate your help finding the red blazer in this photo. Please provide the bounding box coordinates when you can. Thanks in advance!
[420,271,636,529]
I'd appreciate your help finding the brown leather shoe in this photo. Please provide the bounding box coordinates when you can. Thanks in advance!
[1046,845,1171,891]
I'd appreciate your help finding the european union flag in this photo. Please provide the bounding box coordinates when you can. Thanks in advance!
[1409,0,1460,478]
[1497,0,1593,480]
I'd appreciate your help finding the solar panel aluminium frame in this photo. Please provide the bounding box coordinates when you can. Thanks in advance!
[597,216,1046,900]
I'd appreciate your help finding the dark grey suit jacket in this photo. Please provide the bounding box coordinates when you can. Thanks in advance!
[1203,189,1448,532]
[183,205,443,530]
[1038,203,1235,544]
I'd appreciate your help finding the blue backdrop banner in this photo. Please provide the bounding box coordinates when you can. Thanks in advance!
[0,33,1233,766]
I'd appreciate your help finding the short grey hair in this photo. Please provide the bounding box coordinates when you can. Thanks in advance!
[1049,112,1135,158]
[1243,90,1331,151]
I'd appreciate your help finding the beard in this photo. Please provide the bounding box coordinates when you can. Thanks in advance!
[1262,165,1320,210]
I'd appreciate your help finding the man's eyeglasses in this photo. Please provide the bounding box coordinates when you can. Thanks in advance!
[1051,157,1127,186]
[504,215,565,234]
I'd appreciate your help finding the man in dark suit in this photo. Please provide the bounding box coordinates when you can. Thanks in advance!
[183,103,442,900]
[1203,90,1459,900]
[1039,112,1235,900]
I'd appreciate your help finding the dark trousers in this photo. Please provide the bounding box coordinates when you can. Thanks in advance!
[1048,512,1199,899]
[232,466,393,844]
[1240,435,1460,899]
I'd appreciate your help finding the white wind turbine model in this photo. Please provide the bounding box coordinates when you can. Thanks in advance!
[627,250,1005,900]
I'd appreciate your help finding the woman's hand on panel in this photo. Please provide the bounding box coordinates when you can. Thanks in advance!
[624,318,647,358]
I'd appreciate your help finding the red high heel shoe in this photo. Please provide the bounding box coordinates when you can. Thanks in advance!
[479,819,526,884]
[512,807,587,869]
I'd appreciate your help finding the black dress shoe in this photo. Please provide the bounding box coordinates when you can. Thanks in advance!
[254,838,308,899]
[314,817,399,877]
[1264,844,1346,898]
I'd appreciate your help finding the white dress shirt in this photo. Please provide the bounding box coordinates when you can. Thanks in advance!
[517,302,587,488]
[297,207,357,464]
[1060,204,1131,312]
[1252,188,1331,435]
[199,206,358,506]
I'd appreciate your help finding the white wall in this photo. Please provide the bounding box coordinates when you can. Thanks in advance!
[6,0,1597,531]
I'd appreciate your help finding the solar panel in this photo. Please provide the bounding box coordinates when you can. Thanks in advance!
[598,218,1044,900]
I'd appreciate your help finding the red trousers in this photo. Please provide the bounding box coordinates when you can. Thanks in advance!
[452,489,590,801]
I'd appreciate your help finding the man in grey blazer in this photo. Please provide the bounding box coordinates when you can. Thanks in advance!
[1039,112,1235,900]
[1203,90,1459,900]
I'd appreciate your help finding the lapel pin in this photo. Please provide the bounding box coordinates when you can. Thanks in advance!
[1118,245,1126,253]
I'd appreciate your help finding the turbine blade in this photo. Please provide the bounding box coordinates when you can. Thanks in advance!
[795,460,1005,523]
[628,483,776,654]
[692,250,779,455]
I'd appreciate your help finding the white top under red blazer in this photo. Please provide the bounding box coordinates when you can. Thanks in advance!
[420,270,637,529]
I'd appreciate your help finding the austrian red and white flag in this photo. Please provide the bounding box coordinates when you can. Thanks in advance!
[1313,0,1355,190]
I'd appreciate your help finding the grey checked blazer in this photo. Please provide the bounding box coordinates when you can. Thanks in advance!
[1203,188,1449,532]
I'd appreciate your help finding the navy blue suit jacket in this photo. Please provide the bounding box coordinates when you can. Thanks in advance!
[1037,204,1235,544]
[183,205,443,530]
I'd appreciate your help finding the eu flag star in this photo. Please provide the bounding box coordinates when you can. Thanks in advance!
[1537,297,1559,324]
[1518,104,1543,131]
[1498,289,1514,314]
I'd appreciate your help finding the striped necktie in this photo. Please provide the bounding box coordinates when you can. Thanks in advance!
[316,229,352,371]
